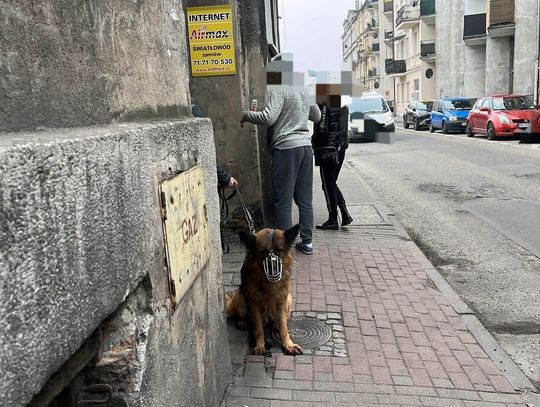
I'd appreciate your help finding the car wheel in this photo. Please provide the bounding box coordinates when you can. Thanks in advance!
[487,123,498,140]
[403,116,409,129]
[466,122,474,137]
[442,121,449,134]
[429,122,435,133]
[413,117,420,131]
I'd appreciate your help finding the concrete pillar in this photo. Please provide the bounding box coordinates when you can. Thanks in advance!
[485,37,512,95]
[513,0,538,95]
[435,0,452,97]
[449,0,466,97]
[184,0,267,219]
[463,46,486,97]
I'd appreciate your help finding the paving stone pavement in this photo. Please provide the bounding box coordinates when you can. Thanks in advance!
[221,164,538,407]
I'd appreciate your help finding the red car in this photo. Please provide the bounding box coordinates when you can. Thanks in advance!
[466,95,540,140]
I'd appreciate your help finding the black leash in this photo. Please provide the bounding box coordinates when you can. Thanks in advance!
[236,188,256,235]
[219,187,257,254]
[219,187,236,254]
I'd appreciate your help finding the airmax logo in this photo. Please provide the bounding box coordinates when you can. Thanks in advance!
[190,26,231,40]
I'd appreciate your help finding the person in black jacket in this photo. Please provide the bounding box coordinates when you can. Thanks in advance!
[217,167,238,189]
[312,93,353,230]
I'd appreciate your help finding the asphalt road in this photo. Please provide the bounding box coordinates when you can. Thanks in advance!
[345,127,540,387]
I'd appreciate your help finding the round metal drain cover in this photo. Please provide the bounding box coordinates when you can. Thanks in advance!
[265,317,332,350]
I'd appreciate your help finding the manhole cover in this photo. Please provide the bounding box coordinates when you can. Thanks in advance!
[265,317,333,350]
[345,204,392,226]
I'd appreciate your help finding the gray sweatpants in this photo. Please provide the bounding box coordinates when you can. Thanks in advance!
[271,146,314,244]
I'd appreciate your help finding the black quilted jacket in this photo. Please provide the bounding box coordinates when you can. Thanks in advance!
[312,104,349,164]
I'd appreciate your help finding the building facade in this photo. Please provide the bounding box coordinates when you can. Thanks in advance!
[342,0,438,115]
[436,0,540,100]
[386,0,437,114]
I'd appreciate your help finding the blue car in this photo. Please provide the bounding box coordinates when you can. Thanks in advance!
[430,98,476,133]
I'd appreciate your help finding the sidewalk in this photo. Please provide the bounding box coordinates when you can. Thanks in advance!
[221,163,538,407]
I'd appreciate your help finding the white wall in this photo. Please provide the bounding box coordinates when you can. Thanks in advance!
[464,0,486,15]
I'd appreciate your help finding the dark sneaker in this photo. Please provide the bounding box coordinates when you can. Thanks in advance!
[341,214,354,226]
[295,242,313,255]
[316,219,339,230]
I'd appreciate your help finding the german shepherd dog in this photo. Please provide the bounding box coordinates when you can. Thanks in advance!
[226,224,302,355]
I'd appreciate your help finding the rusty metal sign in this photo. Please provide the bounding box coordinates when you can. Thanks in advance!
[159,165,209,307]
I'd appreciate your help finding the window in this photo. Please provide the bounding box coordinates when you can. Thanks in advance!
[481,98,491,109]
[417,101,433,111]
[492,96,535,111]
[473,98,484,110]
[443,99,475,110]
[349,97,389,113]
[414,79,420,91]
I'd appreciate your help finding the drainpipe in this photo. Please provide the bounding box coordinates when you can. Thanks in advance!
[535,0,540,104]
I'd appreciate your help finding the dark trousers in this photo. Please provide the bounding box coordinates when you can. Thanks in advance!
[272,146,314,244]
[319,149,347,221]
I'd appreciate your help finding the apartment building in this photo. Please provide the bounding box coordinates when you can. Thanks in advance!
[437,0,540,101]
[385,0,437,114]
[342,0,393,96]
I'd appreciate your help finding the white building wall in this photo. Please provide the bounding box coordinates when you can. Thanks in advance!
[513,0,538,95]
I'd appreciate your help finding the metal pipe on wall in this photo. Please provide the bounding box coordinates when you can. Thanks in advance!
[535,0,540,103]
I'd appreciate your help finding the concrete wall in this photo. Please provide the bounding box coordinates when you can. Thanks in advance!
[437,0,539,98]
[464,46,486,97]
[513,0,538,95]
[0,1,232,405]
[485,37,512,95]
[0,0,192,132]
[0,120,230,407]
[437,0,488,98]
[184,0,272,224]
[421,62,437,100]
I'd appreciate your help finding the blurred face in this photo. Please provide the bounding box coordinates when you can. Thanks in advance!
[316,84,342,108]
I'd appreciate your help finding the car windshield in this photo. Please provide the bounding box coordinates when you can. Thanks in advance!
[443,99,474,110]
[349,97,388,114]
[417,102,433,111]
[492,96,535,110]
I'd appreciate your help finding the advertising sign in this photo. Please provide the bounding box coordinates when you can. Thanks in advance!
[187,5,237,77]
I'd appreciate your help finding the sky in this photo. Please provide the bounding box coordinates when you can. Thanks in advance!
[278,0,356,73]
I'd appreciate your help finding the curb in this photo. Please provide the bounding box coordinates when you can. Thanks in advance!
[343,161,538,393]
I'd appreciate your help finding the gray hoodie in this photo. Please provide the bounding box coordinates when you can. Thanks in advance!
[243,90,321,150]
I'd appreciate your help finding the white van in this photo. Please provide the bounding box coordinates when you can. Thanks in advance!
[348,91,395,142]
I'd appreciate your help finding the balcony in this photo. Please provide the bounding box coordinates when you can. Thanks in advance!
[358,48,368,61]
[463,13,487,46]
[385,59,406,76]
[488,0,515,37]
[383,0,393,14]
[420,0,435,25]
[367,0,379,9]
[396,5,420,30]
[420,40,435,62]
[406,54,421,71]
[368,68,379,78]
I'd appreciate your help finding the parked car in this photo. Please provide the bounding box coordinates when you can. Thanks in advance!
[466,94,540,140]
[403,100,434,130]
[430,98,476,133]
[348,91,395,142]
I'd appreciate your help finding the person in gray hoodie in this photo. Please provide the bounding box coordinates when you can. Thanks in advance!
[241,54,321,254]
